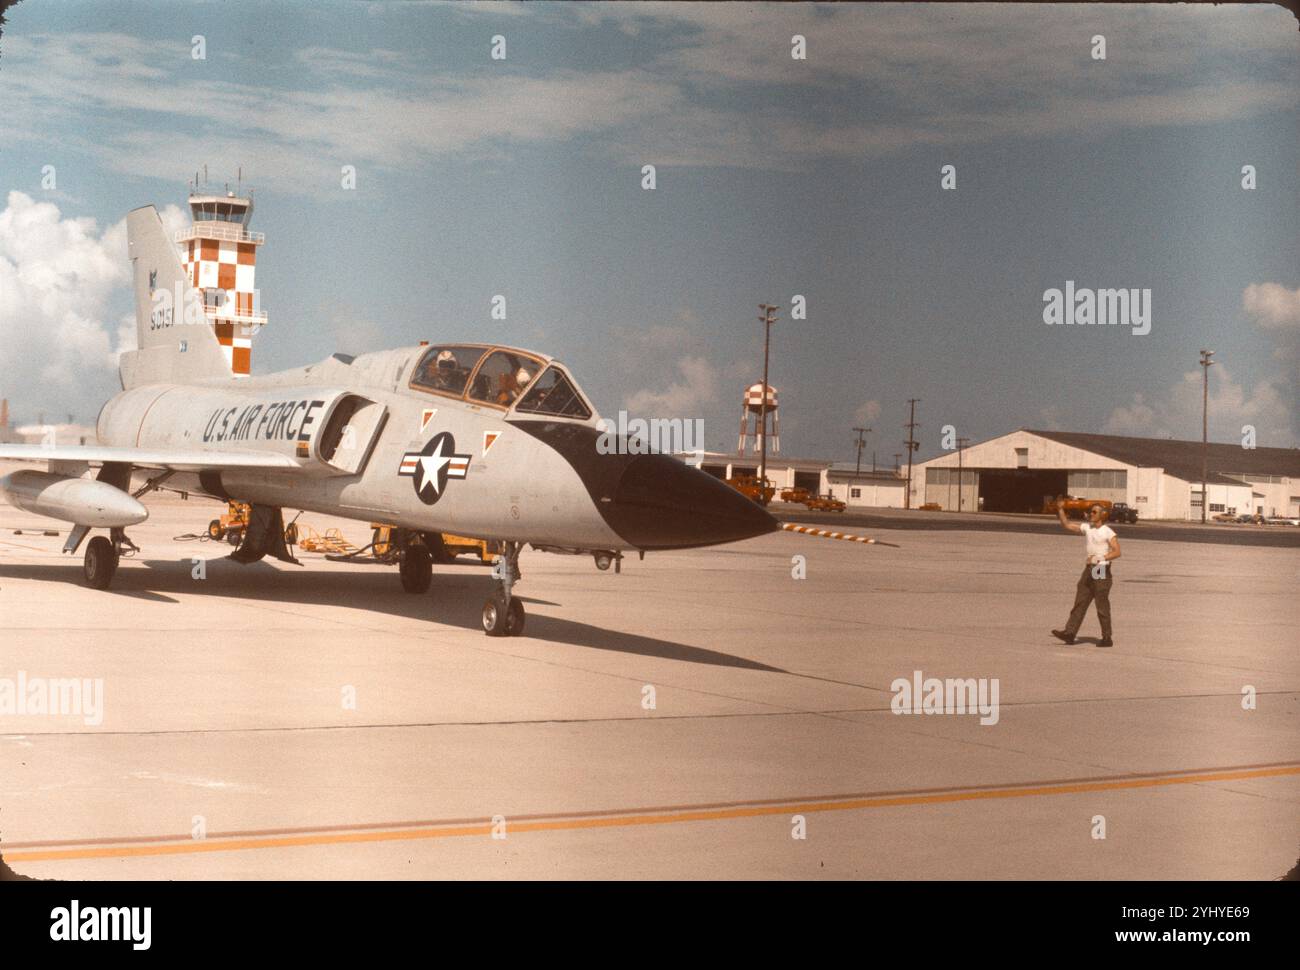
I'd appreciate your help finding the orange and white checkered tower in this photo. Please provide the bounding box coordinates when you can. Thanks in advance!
[175,182,266,376]
[738,382,779,455]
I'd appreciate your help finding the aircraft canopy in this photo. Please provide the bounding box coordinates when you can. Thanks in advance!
[411,344,592,419]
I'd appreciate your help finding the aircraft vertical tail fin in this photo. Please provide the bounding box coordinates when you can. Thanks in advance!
[119,206,231,389]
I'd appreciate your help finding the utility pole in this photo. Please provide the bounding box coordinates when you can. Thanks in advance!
[757,303,779,505]
[904,399,921,509]
[852,426,872,477]
[956,436,970,512]
[1199,349,1214,524]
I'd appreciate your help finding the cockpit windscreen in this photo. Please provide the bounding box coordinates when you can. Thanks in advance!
[514,366,592,419]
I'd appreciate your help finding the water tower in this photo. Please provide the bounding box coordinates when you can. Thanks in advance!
[737,382,779,455]
[174,172,267,376]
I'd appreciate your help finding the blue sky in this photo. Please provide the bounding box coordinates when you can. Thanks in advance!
[1,1,1297,460]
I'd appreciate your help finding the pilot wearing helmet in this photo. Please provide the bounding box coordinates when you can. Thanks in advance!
[497,366,533,406]
[430,349,466,394]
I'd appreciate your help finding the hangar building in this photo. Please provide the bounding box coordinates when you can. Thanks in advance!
[911,429,1300,521]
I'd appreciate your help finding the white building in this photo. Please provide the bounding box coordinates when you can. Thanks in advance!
[911,428,1300,521]
[678,451,832,496]
[14,422,97,446]
[826,468,907,508]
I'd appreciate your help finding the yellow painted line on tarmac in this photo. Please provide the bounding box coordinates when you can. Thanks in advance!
[8,763,1298,864]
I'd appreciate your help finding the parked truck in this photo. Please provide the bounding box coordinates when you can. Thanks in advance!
[727,475,776,505]
[1042,495,1114,519]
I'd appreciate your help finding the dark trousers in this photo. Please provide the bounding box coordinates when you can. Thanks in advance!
[1064,564,1113,639]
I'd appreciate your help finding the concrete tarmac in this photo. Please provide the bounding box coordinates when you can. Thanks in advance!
[1,481,1296,879]
[772,503,1300,547]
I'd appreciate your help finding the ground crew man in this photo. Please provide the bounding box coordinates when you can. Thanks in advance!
[1051,500,1120,647]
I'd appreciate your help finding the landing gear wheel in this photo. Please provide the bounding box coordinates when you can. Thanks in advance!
[226,529,243,547]
[83,535,119,590]
[505,598,525,636]
[483,540,525,636]
[482,595,509,637]
[483,594,524,637]
[207,519,224,540]
[594,553,612,571]
[399,547,432,594]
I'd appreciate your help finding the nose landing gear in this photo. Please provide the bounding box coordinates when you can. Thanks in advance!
[483,540,525,637]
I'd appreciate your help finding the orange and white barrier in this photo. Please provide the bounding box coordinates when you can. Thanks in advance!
[781,523,900,547]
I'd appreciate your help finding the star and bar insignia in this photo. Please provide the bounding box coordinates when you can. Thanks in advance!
[398,431,471,505]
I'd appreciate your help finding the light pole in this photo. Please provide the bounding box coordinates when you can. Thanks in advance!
[956,436,970,512]
[1199,349,1214,523]
[757,304,779,505]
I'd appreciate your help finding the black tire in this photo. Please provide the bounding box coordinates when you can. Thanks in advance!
[399,547,432,594]
[226,529,243,547]
[505,598,525,636]
[482,595,509,636]
[207,519,224,540]
[83,536,118,590]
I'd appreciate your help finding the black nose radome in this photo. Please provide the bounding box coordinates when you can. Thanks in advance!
[605,454,778,550]
[509,420,777,550]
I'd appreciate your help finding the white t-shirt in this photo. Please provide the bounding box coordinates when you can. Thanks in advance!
[1081,523,1116,564]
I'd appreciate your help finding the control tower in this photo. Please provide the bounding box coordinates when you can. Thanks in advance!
[174,185,266,376]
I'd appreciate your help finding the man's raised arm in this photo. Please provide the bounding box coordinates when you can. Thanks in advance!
[1056,496,1082,534]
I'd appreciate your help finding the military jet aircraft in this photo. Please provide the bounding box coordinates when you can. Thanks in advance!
[0,205,776,636]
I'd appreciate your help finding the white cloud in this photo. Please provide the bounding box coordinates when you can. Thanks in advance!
[1243,282,1300,331]
[1104,282,1300,446]
[1103,365,1293,446]
[2,9,1295,189]
[624,355,718,417]
[0,192,185,423]
[853,399,881,426]
[1241,282,1300,438]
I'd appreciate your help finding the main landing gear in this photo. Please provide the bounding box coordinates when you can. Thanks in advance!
[83,536,117,590]
[399,543,433,594]
[79,526,139,590]
[482,540,525,637]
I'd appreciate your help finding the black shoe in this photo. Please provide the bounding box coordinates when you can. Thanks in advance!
[1096,638,1114,648]
[1051,629,1075,645]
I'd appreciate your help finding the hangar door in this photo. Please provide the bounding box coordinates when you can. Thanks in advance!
[794,471,821,493]
[978,468,1068,513]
